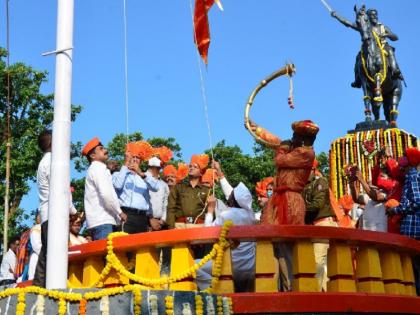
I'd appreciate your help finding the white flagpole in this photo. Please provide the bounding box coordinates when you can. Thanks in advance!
[46,0,74,289]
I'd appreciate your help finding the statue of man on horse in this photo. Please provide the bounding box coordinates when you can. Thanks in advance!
[330,4,404,127]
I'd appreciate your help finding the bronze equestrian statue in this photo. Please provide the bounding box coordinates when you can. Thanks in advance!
[331,5,404,127]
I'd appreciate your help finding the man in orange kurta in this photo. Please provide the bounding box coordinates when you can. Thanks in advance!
[253,120,319,225]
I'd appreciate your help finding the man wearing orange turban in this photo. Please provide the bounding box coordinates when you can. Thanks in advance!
[251,120,319,225]
[162,163,189,189]
[112,142,160,234]
[250,119,318,293]
[166,154,211,229]
[82,137,127,242]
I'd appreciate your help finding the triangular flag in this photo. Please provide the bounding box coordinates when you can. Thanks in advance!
[193,0,222,65]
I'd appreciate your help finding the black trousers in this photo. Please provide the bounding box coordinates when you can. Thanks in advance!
[32,221,48,287]
[121,208,149,234]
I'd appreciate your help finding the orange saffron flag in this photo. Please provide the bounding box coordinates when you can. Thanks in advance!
[194,0,216,65]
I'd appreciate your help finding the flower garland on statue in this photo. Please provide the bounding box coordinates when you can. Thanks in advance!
[94,221,233,291]
[330,129,418,199]
[360,137,378,161]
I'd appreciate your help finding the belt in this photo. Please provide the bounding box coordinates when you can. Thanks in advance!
[121,207,148,216]
[176,216,204,224]
[313,216,336,225]
[275,185,301,194]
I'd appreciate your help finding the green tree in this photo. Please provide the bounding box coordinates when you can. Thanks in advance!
[0,48,82,238]
[316,152,330,180]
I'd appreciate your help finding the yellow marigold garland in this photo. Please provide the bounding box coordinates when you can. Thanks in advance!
[0,222,235,315]
[165,295,174,315]
[58,298,67,315]
[16,292,25,315]
[133,288,142,315]
[195,294,204,315]
[94,221,233,290]
[216,296,224,315]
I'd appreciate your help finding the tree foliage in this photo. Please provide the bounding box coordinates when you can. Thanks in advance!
[0,48,82,238]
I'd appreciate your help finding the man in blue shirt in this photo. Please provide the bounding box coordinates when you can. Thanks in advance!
[112,143,160,234]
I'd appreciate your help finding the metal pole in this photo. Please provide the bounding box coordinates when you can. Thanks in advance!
[3,0,11,255]
[46,0,74,289]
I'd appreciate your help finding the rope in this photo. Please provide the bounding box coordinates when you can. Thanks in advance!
[122,0,130,143]
[3,0,12,254]
[187,0,216,194]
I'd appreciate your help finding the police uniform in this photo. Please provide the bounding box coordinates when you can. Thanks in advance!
[303,175,336,225]
[166,182,210,228]
[303,174,337,292]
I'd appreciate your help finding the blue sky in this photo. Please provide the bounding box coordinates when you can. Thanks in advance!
[1,0,419,218]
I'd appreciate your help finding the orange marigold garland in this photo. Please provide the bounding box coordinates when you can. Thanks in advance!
[79,298,87,315]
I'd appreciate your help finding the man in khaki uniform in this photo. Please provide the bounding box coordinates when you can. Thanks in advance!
[166,154,210,229]
[303,161,337,291]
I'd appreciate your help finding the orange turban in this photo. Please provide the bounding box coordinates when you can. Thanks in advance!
[162,163,189,183]
[176,163,188,182]
[406,147,420,166]
[126,142,141,157]
[255,177,274,197]
[190,154,209,171]
[201,169,218,187]
[82,137,101,156]
[153,146,173,164]
[291,120,319,137]
[163,165,177,177]
[135,141,154,161]
[339,195,354,212]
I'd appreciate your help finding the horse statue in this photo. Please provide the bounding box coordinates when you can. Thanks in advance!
[331,5,403,127]
[354,6,403,127]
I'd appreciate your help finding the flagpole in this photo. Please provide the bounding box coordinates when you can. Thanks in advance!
[46,0,74,289]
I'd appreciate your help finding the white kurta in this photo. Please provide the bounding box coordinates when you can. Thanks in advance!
[359,194,387,232]
[0,249,16,281]
[197,206,256,290]
[28,224,42,280]
[84,161,122,228]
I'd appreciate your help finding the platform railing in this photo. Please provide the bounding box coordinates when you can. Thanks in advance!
[67,225,419,297]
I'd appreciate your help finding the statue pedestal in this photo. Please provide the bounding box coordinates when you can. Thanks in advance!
[348,120,390,134]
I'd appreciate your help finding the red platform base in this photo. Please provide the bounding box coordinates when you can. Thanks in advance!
[228,292,420,314]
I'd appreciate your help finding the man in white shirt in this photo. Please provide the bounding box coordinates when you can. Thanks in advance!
[197,182,256,292]
[350,168,388,232]
[147,157,170,230]
[28,213,42,281]
[83,137,127,240]
[0,237,19,286]
[33,130,77,287]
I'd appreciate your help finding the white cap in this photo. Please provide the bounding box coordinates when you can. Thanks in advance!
[233,182,252,212]
[148,157,162,167]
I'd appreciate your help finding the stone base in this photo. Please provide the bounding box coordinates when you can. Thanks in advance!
[348,120,390,134]
[0,286,230,315]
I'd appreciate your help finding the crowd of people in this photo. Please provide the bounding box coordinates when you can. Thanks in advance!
[0,122,419,295]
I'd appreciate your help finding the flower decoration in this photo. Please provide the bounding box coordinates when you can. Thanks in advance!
[361,138,378,160]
